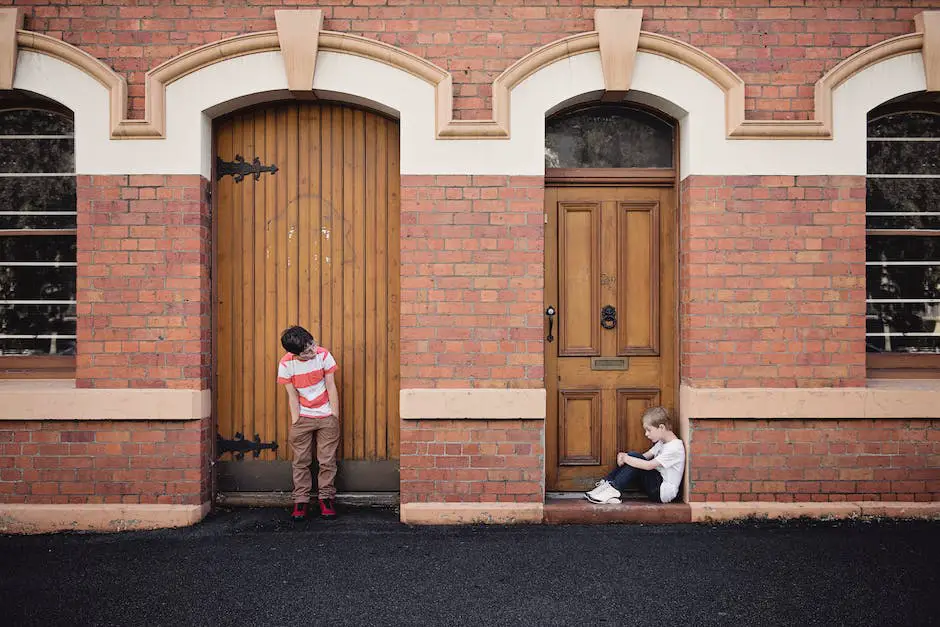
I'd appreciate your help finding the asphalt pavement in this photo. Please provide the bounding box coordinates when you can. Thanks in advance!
[2,505,938,627]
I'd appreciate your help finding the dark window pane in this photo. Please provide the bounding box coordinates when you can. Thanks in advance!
[0,176,76,229]
[0,138,74,174]
[868,140,940,175]
[867,235,940,263]
[0,302,76,356]
[0,266,76,301]
[868,112,940,138]
[866,263,940,300]
[0,235,76,263]
[866,178,940,230]
[866,302,940,354]
[545,105,674,169]
[0,109,72,136]
[0,337,76,356]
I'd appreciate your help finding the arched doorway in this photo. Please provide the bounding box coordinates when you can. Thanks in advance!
[544,103,678,492]
[213,101,400,493]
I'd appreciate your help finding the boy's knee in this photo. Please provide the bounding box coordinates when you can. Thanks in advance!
[628,452,645,460]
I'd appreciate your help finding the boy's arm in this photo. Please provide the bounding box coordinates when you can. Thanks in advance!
[622,455,660,471]
[325,372,340,419]
[283,383,301,425]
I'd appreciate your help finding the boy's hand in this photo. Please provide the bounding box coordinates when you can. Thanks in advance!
[616,452,628,466]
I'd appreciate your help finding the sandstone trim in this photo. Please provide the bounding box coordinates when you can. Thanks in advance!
[0,502,211,534]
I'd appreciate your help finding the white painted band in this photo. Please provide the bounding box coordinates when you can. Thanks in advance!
[0,380,210,421]
[399,388,546,420]
[12,47,927,178]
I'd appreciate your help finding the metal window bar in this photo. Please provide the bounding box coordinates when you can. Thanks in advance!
[0,262,77,267]
[866,137,940,142]
[867,174,940,179]
[866,299,940,303]
[0,300,76,305]
[0,173,75,178]
[0,134,74,139]
[0,334,76,339]
[0,212,77,216]
[865,333,940,337]
[865,261,940,265]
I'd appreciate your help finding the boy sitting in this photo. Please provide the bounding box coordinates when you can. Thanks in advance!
[585,406,685,504]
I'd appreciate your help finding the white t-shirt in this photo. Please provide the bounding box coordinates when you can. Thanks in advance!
[647,439,686,503]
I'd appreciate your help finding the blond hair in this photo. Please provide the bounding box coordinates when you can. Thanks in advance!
[641,406,673,431]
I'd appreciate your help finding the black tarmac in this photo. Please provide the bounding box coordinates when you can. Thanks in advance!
[2,505,938,627]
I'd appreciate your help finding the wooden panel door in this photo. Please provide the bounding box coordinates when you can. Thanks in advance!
[213,102,400,491]
[545,186,676,491]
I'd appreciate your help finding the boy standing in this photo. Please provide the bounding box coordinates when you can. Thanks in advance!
[277,325,341,520]
[585,406,685,504]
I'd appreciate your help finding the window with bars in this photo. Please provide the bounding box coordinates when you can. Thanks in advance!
[0,97,76,377]
[866,94,940,376]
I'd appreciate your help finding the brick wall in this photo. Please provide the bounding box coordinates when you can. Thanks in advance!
[14,2,933,121]
[690,419,940,502]
[0,419,211,505]
[400,175,544,389]
[76,175,211,390]
[400,419,543,503]
[680,175,866,388]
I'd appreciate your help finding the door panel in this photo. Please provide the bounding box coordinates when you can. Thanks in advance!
[214,102,400,491]
[558,203,601,356]
[546,186,676,491]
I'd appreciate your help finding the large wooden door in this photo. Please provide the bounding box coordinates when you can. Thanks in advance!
[545,185,676,491]
[213,102,400,492]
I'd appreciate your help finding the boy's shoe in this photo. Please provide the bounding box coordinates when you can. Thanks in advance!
[585,480,614,502]
[291,502,309,521]
[319,498,337,519]
[586,481,622,504]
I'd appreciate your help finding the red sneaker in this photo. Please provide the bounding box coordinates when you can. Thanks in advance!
[318,498,337,519]
[291,502,309,521]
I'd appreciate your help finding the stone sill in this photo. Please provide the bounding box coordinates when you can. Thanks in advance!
[0,379,210,421]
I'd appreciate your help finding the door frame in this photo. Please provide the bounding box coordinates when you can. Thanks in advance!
[544,167,680,492]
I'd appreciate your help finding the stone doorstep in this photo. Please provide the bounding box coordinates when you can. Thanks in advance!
[544,494,692,524]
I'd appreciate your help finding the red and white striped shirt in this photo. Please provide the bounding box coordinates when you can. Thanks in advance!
[276,347,338,418]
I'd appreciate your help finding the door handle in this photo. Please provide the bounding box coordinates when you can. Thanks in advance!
[545,306,556,343]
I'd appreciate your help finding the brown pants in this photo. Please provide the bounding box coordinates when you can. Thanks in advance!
[288,415,340,502]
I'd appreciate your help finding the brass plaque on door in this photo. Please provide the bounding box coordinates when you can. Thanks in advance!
[591,357,629,371]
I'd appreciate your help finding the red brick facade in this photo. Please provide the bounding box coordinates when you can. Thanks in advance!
[690,419,940,502]
[76,175,211,390]
[0,419,211,505]
[15,1,936,121]
[681,175,867,388]
[400,175,544,389]
[400,419,543,503]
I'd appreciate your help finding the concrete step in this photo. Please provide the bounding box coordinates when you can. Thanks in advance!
[544,493,691,524]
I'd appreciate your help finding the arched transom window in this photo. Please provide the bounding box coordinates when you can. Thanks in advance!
[866,94,940,375]
[545,104,675,170]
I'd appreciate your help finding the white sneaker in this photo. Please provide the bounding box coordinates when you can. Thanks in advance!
[586,481,621,504]
[585,479,611,501]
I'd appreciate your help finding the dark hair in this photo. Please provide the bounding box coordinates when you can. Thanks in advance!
[280,326,314,355]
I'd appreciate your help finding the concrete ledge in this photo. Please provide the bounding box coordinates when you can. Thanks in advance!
[0,380,210,421]
[681,381,940,420]
[400,502,543,525]
[0,502,211,534]
[400,389,546,420]
[690,501,940,522]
